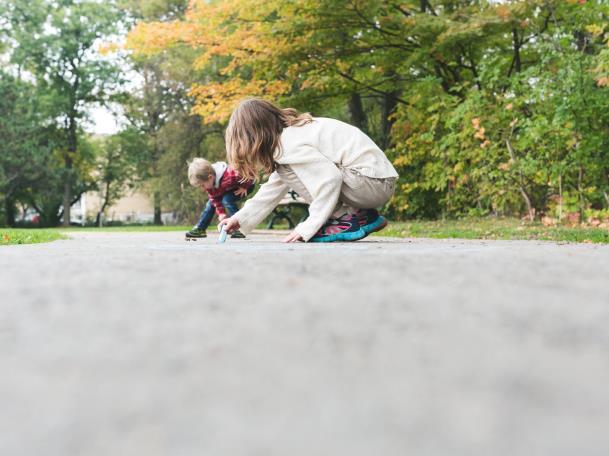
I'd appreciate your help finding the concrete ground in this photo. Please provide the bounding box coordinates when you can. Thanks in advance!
[1,231,609,456]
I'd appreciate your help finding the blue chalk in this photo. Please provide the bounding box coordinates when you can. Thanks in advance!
[218,226,228,243]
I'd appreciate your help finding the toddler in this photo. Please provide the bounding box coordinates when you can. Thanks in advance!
[186,158,253,239]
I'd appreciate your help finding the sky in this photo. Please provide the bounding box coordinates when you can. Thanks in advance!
[87,106,122,135]
[85,61,142,136]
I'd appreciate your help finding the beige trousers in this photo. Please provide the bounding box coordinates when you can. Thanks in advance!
[276,164,396,218]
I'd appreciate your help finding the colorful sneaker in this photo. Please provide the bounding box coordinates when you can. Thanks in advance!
[357,209,388,236]
[185,227,207,238]
[309,215,366,243]
[230,230,246,239]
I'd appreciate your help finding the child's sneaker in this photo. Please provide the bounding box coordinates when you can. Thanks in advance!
[357,209,388,236]
[185,227,207,238]
[230,230,246,239]
[309,215,366,242]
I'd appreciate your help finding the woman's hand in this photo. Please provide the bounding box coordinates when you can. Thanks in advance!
[234,187,248,197]
[219,216,240,234]
[282,231,303,243]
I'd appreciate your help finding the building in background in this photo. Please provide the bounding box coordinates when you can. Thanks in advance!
[16,190,177,226]
[80,190,177,225]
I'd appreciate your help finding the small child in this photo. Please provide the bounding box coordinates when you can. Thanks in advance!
[186,158,253,239]
[220,99,399,243]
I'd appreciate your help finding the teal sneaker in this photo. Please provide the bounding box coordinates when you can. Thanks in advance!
[309,215,366,243]
[357,209,388,237]
[185,227,207,238]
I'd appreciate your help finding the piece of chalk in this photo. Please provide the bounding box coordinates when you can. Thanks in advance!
[218,226,228,243]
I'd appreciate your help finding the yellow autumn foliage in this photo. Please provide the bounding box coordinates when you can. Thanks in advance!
[127,0,323,122]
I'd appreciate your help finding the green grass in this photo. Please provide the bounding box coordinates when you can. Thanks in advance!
[1,225,189,245]
[5,218,609,245]
[0,229,66,246]
[54,225,191,232]
[374,218,609,244]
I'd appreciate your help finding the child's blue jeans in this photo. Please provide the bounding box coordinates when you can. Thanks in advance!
[195,191,246,230]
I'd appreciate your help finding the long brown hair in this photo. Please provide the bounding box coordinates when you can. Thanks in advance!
[225,98,313,180]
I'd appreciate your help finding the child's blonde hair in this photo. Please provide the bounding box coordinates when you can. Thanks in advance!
[225,98,313,181]
[187,158,215,187]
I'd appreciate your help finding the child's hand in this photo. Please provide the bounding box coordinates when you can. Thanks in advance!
[218,213,227,222]
[234,187,248,197]
[219,216,240,233]
[282,231,303,243]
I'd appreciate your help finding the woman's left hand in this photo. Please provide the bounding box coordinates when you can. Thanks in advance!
[282,231,303,243]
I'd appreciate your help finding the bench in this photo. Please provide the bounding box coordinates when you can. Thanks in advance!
[267,190,309,229]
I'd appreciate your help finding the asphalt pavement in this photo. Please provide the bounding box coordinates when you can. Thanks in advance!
[1,231,609,456]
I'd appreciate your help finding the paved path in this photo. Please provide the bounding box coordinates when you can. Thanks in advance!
[1,232,609,456]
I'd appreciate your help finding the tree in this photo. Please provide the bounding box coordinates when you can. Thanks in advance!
[2,0,123,225]
[387,0,609,220]
[93,129,147,226]
[125,0,609,221]
[0,73,54,226]
[26,133,97,227]
[117,0,228,225]
[126,0,414,145]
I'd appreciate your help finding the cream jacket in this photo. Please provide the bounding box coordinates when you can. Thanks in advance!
[233,117,399,241]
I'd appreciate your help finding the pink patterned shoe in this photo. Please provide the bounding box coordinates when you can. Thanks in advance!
[309,215,366,243]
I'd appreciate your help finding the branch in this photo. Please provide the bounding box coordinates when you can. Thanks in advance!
[333,68,408,105]
[393,4,413,17]
[347,0,402,38]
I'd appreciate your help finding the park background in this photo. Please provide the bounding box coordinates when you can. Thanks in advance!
[2,0,609,242]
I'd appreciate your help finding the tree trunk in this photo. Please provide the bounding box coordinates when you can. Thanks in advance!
[62,179,72,227]
[63,80,79,227]
[348,93,368,133]
[96,180,111,227]
[507,28,522,78]
[4,197,16,227]
[519,188,534,221]
[96,202,108,227]
[380,91,398,149]
[153,191,162,225]
[577,166,586,219]
[558,174,563,222]
[512,28,522,73]
[506,139,534,221]
[62,115,77,227]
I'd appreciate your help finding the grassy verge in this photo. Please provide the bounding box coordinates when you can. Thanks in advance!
[6,218,609,244]
[67,219,608,243]
[1,225,189,245]
[54,225,191,232]
[0,229,66,246]
[374,218,609,244]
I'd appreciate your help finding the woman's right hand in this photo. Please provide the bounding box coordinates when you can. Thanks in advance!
[219,216,240,234]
